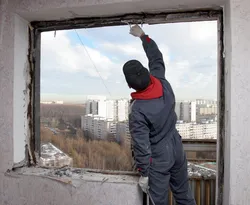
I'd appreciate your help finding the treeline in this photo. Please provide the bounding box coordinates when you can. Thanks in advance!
[41,126,133,171]
[40,104,85,128]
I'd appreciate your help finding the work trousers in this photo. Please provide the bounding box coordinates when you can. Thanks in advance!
[148,132,196,205]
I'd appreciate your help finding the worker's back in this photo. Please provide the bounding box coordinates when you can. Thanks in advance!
[131,77,177,146]
[129,75,196,205]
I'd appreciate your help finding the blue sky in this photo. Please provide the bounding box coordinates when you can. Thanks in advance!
[41,21,217,103]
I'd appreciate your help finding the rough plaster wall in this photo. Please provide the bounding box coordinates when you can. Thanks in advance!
[223,1,231,205]
[13,15,29,163]
[0,1,29,166]
[15,0,226,21]
[0,173,142,205]
[227,0,250,204]
[0,0,15,172]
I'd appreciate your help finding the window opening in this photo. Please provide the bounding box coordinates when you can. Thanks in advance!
[29,10,224,205]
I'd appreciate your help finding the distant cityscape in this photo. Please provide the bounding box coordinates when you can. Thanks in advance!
[40,95,217,169]
[80,96,217,147]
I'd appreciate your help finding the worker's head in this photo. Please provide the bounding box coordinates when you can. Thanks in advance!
[123,60,150,91]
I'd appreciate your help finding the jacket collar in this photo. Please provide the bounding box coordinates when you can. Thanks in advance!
[131,75,163,100]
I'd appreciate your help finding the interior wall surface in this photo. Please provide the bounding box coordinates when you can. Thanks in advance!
[224,0,250,204]
[222,1,231,205]
[2,0,250,204]
[0,171,142,205]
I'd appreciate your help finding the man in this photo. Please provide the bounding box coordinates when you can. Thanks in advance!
[123,25,196,205]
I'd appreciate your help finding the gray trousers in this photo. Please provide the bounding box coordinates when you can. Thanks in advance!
[148,133,196,205]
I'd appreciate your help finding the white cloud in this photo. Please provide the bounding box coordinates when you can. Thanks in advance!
[99,41,171,70]
[190,21,217,41]
[97,40,214,92]
[41,21,218,101]
[41,31,119,79]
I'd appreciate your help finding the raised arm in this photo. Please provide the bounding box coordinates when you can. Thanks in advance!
[141,35,165,79]
[130,25,166,79]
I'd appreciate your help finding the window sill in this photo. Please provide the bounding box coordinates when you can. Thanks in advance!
[6,167,140,185]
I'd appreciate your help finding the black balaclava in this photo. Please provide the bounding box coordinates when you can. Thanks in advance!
[123,60,150,91]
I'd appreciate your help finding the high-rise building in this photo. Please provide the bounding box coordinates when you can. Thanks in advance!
[86,100,98,115]
[117,99,129,122]
[180,101,196,122]
[180,102,190,122]
[175,101,181,120]
[176,122,192,138]
[86,100,106,118]
[196,99,217,105]
[107,121,117,135]
[190,101,197,122]
[199,105,217,115]
[196,99,217,123]
[82,98,130,141]
[97,100,107,118]
[81,114,110,140]
[106,100,116,121]
[116,122,130,145]
[86,96,107,117]
[86,99,129,121]
[176,122,217,139]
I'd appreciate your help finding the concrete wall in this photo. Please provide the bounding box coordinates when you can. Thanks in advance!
[13,15,29,163]
[1,0,250,204]
[0,168,142,205]
[224,0,250,204]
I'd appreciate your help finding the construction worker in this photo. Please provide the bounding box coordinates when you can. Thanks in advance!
[123,24,196,205]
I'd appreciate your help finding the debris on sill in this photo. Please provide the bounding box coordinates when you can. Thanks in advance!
[10,166,139,186]
[9,161,216,185]
[45,167,136,184]
[47,163,216,180]
[187,162,216,179]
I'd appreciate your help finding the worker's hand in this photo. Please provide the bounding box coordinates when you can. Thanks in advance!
[130,24,145,37]
[139,176,149,193]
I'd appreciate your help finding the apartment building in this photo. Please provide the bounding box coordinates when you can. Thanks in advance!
[108,121,117,136]
[175,100,217,123]
[117,99,129,121]
[85,98,129,122]
[196,99,217,106]
[106,100,116,121]
[116,122,130,145]
[93,116,107,140]
[86,100,106,118]
[176,121,192,138]
[175,101,196,122]
[176,122,217,139]
[175,101,181,120]
[81,114,110,140]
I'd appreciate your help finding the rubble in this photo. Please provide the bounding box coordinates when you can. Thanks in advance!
[47,162,216,180]
[187,162,216,179]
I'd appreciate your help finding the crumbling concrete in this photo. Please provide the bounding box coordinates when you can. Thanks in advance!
[1,164,215,205]
[1,168,142,205]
